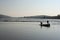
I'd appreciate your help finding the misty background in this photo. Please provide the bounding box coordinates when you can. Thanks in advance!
[0,0,60,17]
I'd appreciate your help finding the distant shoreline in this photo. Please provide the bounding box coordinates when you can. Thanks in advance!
[0,21,41,22]
[0,14,60,22]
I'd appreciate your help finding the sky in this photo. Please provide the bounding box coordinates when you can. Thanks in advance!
[0,0,60,17]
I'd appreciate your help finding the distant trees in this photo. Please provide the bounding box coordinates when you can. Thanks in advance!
[57,14,60,16]
[57,15,60,19]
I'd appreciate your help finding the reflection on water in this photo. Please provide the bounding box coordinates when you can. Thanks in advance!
[0,20,60,40]
[40,26,50,28]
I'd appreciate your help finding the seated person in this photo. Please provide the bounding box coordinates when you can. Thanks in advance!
[47,20,49,24]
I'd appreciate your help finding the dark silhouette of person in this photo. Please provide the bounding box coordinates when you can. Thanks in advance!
[47,20,49,24]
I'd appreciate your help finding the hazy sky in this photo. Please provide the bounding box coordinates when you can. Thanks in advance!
[0,0,60,17]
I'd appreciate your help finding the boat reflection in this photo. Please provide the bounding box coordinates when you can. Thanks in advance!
[40,25,50,28]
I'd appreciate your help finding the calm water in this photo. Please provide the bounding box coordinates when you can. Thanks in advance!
[0,19,60,40]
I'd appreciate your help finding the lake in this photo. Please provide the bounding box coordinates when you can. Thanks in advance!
[0,19,60,40]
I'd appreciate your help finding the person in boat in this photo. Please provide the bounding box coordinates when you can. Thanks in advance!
[46,20,50,26]
[40,20,49,24]
[47,20,49,24]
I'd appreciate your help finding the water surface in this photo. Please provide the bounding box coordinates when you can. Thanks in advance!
[0,19,60,40]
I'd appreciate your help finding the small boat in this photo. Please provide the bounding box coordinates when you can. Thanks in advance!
[40,21,50,27]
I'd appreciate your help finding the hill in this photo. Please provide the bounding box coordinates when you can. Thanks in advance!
[24,15,60,19]
[0,14,60,22]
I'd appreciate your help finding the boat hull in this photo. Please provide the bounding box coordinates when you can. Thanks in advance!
[40,24,50,27]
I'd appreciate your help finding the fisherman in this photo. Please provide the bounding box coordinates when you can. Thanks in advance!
[47,20,49,24]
